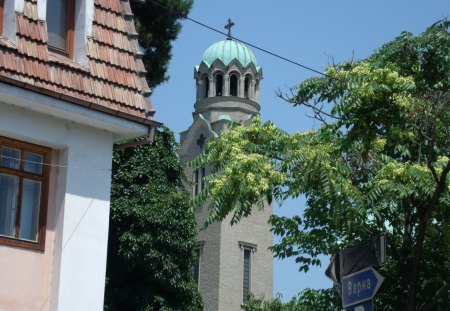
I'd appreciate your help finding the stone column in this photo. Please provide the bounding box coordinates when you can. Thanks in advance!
[239,77,245,98]
[209,76,214,97]
[255,80,260,103]
[250,79,256,100]
[196,79,202,100]
[224,74,230,96]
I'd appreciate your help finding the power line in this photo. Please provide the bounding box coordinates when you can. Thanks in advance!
[0,155,112,171]
[185,17,328,77]
[147,0,329,77]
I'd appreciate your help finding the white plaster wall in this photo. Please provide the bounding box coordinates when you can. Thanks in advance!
[0,87,133,310]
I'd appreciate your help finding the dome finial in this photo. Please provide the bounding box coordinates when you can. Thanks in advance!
[224,18,235,40]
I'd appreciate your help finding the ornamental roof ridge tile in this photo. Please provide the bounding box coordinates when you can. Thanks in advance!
[23,1,38,21]
[120,0,134,18]
[0,0,156,124]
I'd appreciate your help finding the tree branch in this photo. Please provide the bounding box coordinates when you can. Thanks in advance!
[276,88,341,122]
[420,282,449,311]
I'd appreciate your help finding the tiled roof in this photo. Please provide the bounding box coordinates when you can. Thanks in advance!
[0,0,157,126]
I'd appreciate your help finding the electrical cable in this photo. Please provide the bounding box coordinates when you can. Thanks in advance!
[0,154,112,171]
[147,0,330,77]
[185,17,328,77]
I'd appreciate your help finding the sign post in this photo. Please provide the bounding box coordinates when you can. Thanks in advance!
[341,267,384,308]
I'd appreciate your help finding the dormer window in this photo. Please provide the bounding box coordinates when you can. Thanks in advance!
[47,0,75,57]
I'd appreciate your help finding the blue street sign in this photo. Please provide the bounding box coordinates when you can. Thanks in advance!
[342,267,384,308]
[346,300,373,311]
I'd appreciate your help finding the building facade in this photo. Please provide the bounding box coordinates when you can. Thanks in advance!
[178,37,273,311]
[0,1,158,310]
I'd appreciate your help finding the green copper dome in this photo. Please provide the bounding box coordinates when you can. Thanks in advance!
[201,39,258,68]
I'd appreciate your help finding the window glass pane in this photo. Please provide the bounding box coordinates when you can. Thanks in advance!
[230,75,238,96]
[19,179,41,241]
[24,152,43,175]
[0,174,19,238]
[193,248,200,285]
[201,167,206,190]
[47,0,68,50]
[194,169,199,196]
[243,249,251,303]
[1,147,20,169]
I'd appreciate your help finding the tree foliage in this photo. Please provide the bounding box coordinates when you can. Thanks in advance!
[192,20,450,310]
[131,0,193,88]
[245,288,340,311]
[105,128,202,311]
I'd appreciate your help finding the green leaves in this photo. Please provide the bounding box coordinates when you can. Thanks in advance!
[189,20,450,310]
[105,128,202,311]
[131,0,193,88]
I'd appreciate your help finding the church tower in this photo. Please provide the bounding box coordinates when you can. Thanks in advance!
[178,24,273,311]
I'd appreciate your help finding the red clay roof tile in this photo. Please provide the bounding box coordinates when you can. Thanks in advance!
[16,15,47,42]
[0,0,156,125]
[95,0,122,14]
[86,39,136,71]
[93,24,133,52]
[17,36,49,61]
[94,7,128,32]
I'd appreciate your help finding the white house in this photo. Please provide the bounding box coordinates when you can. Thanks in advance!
[0,0,158,310]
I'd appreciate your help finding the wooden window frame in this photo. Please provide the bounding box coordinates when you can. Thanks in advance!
[0,0,4,35]
[47,0,75,58]
[0,136,51,251]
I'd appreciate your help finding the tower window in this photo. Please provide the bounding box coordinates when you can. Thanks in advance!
[193,241,204,287]
[193,167,206,196]
[203,76,209,98]
[47,0,75,57]
[201,167,206,190]
[239,241,257,304]
[193,247,200,285]
[230,74,238,96]
[215,74,223,96]
[243,249,251,303]
[194,169,199,196]
[244,77,250,99]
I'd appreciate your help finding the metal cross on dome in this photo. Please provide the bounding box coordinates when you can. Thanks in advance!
[224,18,235,39]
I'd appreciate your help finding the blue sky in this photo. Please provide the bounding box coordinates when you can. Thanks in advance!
[151,0,449,301]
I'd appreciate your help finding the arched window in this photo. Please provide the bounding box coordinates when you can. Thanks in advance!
[230,74,238,96]
[215,74,223,96]
[203,76,209,98]
[244,77,250,99]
